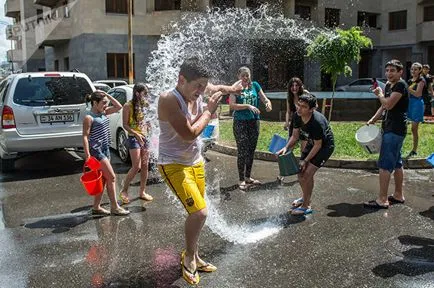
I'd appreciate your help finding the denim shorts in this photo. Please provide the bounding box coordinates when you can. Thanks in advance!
[378,132,405,173]
[90,145,111,161]
[126,136,149,150]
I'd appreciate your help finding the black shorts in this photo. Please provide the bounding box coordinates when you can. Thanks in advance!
[301,144,334,168]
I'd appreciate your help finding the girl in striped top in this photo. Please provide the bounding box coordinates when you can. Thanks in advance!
[83,90,130,216]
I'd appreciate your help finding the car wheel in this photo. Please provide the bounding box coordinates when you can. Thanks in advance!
[0,158,15,173]
[116,130,130,163]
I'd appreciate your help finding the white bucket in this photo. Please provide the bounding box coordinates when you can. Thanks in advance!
[355,125,382,154]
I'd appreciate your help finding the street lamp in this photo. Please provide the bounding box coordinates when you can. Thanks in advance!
[128,0,133,84]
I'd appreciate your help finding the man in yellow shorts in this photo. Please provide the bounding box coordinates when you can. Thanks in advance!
[158,57,241,285]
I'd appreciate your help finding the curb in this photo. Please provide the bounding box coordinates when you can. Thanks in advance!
[210,143,433,170]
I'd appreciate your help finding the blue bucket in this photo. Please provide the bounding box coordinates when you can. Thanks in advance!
[202,125,215,139]
[426,153,434,167]
[268,134,287,154]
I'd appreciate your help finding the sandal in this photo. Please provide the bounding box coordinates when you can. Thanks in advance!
[181,250,200,285]
[291,207,313,215]
[91,207,110,216]
[291,197,304,208]
[388,195,405,204]
[239,181,247,190]
[197,262,217,272]
[363,200,389,209]
[118,192,129,205]
[245,178,261,185]
[139,193,153,201]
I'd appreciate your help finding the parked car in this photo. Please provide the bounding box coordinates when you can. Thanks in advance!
[336,78,386,92]
[0,72,94,172]
[94,80,128,88]
[92,82,111,92]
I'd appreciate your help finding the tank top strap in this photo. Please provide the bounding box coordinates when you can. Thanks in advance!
[172,88,189,116]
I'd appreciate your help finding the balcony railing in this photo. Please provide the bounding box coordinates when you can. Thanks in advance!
[417,21,434,42]
[5,25,19,40]
[4,0,20,18]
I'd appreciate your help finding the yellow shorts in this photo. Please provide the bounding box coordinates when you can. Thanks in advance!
[158,161,206,214]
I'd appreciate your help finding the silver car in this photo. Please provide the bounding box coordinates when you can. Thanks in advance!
[336,78,386,92]
[0,72,94,172]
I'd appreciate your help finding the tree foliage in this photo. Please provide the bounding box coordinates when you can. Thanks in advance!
[306,26,372,119]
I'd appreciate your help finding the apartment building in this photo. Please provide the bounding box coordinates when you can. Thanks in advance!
[4,0,46,72]
[4,0,434,89]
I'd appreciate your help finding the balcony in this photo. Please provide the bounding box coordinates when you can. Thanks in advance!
[5,25,19,40]
[33,0,60,8]
[6,49,23,62]
[4,0,20,18]
[35,14,72,46]
[417,21,434,42]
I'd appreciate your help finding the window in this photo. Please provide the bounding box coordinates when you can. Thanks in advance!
[424,5,434,22]
[357,11,377,28]
[64,57,69,71]
[155,0,181,11]
[211,0,235,9]
[295,5,311,20]
[325,8,340,28]
[106,0,134,14]
[54,60,59,71]
[114,89,127,105]
[389,10,406,30]
[107,53,135,79]
[13,77,93,106]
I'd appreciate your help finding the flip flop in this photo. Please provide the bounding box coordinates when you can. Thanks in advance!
[291,207,313,215]
[363,200,389,209]
[291,197,304,208]
[180,250,200,285]
[118,192,129,205]
[245,178,262,185]
[197,262,217,272]
[388,195,405,204]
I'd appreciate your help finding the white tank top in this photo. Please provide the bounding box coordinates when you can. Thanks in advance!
[158,88,204,165]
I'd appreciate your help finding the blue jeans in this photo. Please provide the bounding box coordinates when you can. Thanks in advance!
[378,132,405,173]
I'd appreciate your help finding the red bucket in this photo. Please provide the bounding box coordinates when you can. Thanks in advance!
[80,167,104,196]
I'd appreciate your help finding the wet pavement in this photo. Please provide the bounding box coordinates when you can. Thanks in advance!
[0,149,433,288]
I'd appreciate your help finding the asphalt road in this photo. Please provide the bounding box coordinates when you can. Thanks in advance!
[0,149,433,288]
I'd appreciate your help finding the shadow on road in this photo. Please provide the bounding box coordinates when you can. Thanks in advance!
[420,206,434,220]
[372,235,434,278]
[1,150,84,183]
[326,203,379,218]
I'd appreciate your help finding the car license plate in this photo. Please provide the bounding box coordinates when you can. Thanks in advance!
[40,114,74,123]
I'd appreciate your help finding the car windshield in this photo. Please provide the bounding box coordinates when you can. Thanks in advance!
[13,76,92,106]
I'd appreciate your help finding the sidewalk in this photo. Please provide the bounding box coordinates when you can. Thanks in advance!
[211,142,433,169]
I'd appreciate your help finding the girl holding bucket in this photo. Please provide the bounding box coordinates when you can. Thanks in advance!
[119,83,153,204]
[83,91,130,216]
[406,62,426,158]
[229,66,272,190]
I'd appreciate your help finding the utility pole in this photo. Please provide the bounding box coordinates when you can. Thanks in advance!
[127,0,134,84]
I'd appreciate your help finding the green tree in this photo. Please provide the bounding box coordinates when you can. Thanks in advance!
[307,26,372,120]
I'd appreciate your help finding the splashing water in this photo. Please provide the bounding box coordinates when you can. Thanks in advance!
[146,5,327,243]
